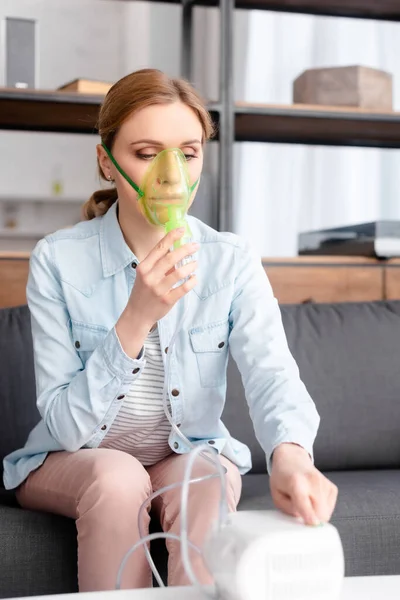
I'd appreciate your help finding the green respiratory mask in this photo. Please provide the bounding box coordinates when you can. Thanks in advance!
[102,143,198,248]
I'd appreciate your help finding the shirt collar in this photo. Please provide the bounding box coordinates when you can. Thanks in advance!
[99,201,138,278]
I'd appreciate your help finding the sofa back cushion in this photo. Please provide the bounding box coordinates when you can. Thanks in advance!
[0,306,39,471]
[225,301,400,473]
[2,301,400,477]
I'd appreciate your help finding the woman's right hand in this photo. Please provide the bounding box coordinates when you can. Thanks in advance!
[128,227,199,325]
[116,228,199,358]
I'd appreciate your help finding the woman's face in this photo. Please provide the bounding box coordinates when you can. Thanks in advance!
[97,101,204,224]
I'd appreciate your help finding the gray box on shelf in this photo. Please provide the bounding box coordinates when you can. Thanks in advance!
[1,18,37,89]
[293,66,393,110]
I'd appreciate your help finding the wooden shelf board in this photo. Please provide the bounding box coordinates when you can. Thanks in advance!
[117,0,400,21]
[234,0,400,20]
[0,195,84,204]
[237,101,400,118]
[3,89,400,147]
[0,229,48,239]
[0,252,30,259]
[0,88,220,135]
[0,253,388,264]
[234,102,400,148]
[262,256,383,265]
[0,88,104,134]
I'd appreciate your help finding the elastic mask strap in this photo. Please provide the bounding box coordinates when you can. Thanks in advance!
[102,142,144,198]
[190,179,199,194]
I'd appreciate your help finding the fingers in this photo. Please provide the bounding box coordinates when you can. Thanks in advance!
[157,261,198,296]
[166,273,198,304]
[291,479,320,526]
[153,242,199,280]
[140,228,186,273]
[271,489,300,519]
[312,479,338,523]
[272,468,339,527]
[293,475,338,525]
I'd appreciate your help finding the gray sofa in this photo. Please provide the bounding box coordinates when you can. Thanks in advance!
[1,301,400,598]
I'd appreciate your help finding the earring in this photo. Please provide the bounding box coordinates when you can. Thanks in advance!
[108,175,113,182]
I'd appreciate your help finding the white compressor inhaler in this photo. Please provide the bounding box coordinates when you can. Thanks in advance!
[203,510,345,600]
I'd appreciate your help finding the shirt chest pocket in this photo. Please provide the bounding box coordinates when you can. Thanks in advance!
[71,321,108,366]
[189,320,230,388]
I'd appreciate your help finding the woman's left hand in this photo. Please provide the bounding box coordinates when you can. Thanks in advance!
[270,443,338,526]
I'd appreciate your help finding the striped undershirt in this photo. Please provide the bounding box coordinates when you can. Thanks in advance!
[100,327,173,466]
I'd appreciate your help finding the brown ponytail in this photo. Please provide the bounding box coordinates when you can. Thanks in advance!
[82,68,214,220]
[82,188,118,220]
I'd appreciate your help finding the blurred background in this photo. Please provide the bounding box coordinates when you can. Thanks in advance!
[2,0,400,305]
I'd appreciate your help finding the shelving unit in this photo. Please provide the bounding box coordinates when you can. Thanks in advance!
[235,103,400,147]
[0,229,50,252]
[0,88,220,134]
[1,0,400,232]
[147,0,400,20]
[178,0,400,230]
[0,195,84,204]
[0,88,104,134]
[4,89,400,148]
[0,229,48,239]
[236,0,400,19]
[2,251,400,308]
[0,192,84,249]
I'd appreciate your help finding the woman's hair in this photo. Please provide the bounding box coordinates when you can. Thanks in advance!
[82,69,214,220]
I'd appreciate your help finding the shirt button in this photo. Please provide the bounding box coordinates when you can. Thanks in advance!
[171,389,180,397]
[101,425,107,431]
[132,368,140,375]
[131,262,137,269]
[173,442,179,450]
[218,342,225,349]
[75,341,81,349]
[208,440,215,445]
[117,395,125,400]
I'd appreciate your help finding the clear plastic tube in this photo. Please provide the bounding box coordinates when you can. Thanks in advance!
[119,447,227,596]
[115,532,202,590]
[138,291,225,586]
[123,286,228,593]
[138,473,219,587]
[180,444,228,599]
[137,290,194,587]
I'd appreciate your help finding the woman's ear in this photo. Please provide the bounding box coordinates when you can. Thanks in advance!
[96,144,112,181]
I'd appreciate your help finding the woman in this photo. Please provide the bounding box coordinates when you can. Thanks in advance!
[3,69,337,591]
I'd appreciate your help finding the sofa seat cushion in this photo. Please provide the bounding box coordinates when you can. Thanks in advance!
[0,498,168,598]
[0,503,78,598]
[239,470,400,576]
[1,469,400,597]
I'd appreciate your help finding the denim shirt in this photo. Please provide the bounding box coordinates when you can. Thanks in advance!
[3,202,319,490]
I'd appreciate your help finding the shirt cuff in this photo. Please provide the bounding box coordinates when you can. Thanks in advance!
[102,326,146,379]
[266,436,315,475]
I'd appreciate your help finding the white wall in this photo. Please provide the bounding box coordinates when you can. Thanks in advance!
[122,2,152,74]
[0,0,249,249]
[1,0,127,197]
[0,0,129,247]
